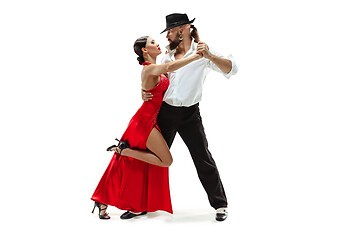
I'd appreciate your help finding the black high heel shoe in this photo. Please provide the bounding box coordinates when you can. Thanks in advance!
[106,138,130,155]
[91,202,110,220]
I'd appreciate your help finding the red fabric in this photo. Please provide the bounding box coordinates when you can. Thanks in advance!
[142,62,151,66]
[91,76,172,214]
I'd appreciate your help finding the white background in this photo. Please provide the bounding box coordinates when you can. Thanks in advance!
[1,0,359,239]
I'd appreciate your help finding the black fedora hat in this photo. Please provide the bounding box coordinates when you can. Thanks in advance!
[160,13,195,34]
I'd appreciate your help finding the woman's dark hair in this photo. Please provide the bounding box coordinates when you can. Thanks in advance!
[133,36,149,65]
[190,25,200,43]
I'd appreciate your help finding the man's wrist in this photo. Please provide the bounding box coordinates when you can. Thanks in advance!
[207,52,215,60]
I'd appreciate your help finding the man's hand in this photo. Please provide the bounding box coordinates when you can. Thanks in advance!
[197,41,232,74]
[196,41,212,59]
[142,89,153,101]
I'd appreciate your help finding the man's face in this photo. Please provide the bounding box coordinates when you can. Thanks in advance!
[166,27,182,50]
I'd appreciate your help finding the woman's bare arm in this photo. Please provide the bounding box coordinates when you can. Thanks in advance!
[142,54,202,77]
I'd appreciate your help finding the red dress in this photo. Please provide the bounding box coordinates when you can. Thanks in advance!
[91,74,172,214]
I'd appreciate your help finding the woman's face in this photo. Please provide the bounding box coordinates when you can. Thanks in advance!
[144,37,161,57]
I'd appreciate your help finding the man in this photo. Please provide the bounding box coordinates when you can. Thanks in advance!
[143,13,238,221]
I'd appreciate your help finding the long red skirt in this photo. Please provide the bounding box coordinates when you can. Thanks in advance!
[91,76,172,214]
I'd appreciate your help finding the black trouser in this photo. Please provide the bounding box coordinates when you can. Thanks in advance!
[157,102,227,209]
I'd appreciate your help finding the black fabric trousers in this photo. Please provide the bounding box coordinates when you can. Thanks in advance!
[157,102,227,209]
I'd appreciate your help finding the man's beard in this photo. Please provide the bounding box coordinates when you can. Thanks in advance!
[169,33,182,50]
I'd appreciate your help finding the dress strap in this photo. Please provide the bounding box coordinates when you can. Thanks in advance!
[142,62,151,66]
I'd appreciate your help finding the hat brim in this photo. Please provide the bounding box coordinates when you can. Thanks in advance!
[160,18,195,34]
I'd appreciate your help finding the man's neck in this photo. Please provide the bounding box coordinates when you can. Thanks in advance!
[175,37,192,57]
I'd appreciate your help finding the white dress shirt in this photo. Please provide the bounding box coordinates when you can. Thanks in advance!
[161,39,238,107]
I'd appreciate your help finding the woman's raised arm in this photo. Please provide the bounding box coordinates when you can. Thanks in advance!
[143,54,202,77]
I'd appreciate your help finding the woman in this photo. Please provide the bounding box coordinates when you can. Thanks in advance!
[91,36,202,220]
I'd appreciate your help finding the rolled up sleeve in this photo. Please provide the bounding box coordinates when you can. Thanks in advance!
[207,49,238,79]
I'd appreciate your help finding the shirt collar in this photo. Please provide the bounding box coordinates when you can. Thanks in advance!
[165,39,197,57]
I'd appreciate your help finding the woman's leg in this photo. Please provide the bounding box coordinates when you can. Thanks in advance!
[110,127,173,167]
[145,127,173,166]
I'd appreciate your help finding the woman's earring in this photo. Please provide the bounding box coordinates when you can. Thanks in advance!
[179,34,183,41]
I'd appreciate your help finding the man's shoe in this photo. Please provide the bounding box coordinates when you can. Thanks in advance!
[215,207,228,221]
[120,211,147,220]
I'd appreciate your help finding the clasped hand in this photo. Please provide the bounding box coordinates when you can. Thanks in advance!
[196,41,212,59]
